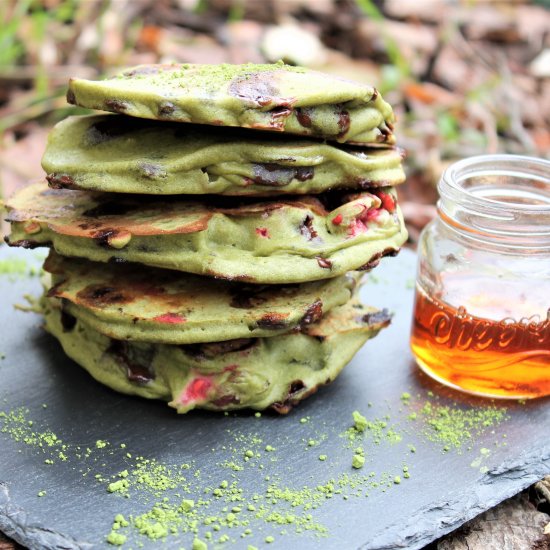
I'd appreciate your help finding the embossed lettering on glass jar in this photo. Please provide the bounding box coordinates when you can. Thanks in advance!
[410,155,550,398]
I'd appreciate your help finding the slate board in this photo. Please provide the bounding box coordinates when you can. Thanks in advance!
[0,245,548,550]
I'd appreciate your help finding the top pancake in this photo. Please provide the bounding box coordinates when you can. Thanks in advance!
[66,62,396,145]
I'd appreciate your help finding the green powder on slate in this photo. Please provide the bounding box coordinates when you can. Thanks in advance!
[3,392,507,548]
[343,411,402,446]
[470,447,492,473]
[0,406,407,547]
[192,537,208,550]
[400,392,411,403]
[352,411,368,432]
[0,407,69,463]
[106,531,127,546]
[405,398,508,451]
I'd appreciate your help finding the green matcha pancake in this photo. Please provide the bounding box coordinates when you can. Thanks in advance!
[42,294,391,413]
[44,251,358,344]
[66,62,395,145]
[43,115,405,196]
[6,183,407,283]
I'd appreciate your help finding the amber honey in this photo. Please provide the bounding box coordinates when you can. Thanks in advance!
[411,283,550,398]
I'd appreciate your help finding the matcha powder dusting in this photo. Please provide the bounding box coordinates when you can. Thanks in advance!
[405,398,509,451]
[0,388,512,549]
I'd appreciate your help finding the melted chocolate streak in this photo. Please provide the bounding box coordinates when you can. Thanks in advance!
[296,108,312,128]
[300,299,323,326]
[357,248,399,272]
[316,257,333,269]
[46,174,75,189]
[299,216,318,241]
[182,338,256,360]
[91,229,120,248]
[82,201,135,218]
[228,75,281,108]
[76,285,129,306]
[60,308,77,332]
[271,380,317,415]
[212,394,241,408]
[84,118,155,147]
[229,286,270,309]
[337,110,351,138]
[251,164,314,187]
[108,340,155,384]
[104,99,128,113]
[256,314,289,330]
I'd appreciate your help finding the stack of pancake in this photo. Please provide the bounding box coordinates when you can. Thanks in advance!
[4,63,407,413]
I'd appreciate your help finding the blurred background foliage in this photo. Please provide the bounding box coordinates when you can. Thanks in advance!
[1,0,549,241]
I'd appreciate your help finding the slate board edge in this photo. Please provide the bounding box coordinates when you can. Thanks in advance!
[360,442,550,550]
[0,482,92,550]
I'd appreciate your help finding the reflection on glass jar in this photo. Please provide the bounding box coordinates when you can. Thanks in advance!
[410,155,550,398]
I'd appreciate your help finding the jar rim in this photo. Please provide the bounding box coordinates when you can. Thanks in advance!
[437,154,550,250]
[440,154,550,213]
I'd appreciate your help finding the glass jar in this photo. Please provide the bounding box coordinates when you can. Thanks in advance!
[410,154,550,398]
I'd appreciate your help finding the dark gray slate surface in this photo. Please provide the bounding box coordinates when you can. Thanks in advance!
[0,246,548,550]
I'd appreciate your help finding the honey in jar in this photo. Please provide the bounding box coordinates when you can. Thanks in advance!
[410,155,550,398]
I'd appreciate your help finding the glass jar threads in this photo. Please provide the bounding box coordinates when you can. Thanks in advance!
[410,155,550,398]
